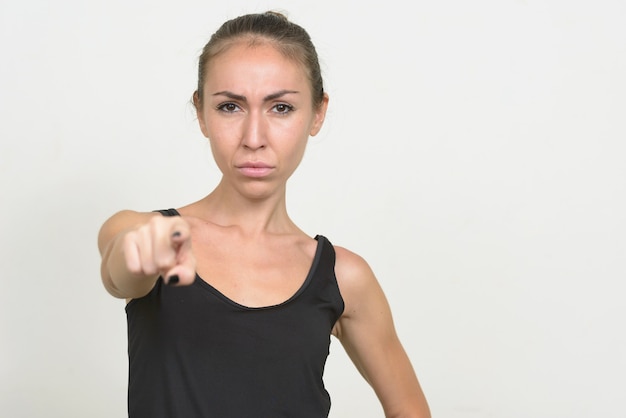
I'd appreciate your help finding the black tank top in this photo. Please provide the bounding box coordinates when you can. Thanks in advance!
[126,209,345,417]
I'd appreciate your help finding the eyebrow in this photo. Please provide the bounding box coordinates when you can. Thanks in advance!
[211,89,299,102]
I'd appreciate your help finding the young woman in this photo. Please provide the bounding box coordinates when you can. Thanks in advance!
[98,11,430,418]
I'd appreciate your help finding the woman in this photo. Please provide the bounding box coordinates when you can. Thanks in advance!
[98,11,430,418]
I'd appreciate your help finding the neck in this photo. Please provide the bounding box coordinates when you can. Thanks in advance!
[191,179,295,236]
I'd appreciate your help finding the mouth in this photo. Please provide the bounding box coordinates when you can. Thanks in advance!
[236,162,274,178]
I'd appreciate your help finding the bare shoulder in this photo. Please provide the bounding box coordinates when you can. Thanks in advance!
[333,245,385,317]
[334,245,375,284]
[97,210,158,254]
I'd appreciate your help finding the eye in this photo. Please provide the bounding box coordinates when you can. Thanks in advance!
[216,102,240,113]
[272,103,294,114]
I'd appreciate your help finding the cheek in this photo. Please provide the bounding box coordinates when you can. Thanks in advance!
[197,107,212,137]
[283,129,310,165]
[208,134,235,154]
[205,127,236,162]
[275,122,308,149]
[279,115,313,138]
[204,119,237,148]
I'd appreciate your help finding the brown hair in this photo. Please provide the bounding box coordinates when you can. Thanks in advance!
[194,11,325,109]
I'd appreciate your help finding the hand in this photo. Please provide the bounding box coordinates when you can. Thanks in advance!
[123,215,196,286]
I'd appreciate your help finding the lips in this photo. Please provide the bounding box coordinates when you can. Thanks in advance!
[236,161,274,178]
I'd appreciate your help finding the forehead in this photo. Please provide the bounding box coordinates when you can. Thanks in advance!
[204,41,309,91]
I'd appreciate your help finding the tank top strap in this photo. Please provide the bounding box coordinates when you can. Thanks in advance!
[154,208,180,217]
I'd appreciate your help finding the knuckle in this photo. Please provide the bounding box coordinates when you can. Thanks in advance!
[154,256,174,270]
[123,230,138,246]
[126,262,142,275]
[142,260,158,275]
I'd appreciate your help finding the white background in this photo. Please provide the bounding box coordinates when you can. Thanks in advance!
[1,0,625,417]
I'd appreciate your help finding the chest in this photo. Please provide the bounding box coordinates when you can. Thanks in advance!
[191,233,317,308]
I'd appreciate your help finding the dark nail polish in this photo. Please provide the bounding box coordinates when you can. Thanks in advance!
[167,275,180,285]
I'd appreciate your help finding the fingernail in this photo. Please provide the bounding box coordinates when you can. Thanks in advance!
[172,231,181,238]
[167,275,180,285]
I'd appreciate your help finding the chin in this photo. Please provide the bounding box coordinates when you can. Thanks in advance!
[237,181,284,201]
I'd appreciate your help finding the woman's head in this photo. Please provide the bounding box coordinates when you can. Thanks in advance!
[194,11,325,110]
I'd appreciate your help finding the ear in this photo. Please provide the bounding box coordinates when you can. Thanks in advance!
[309,93,329,137]
[193,91,209,138]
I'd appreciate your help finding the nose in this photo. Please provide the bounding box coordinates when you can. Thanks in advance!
[241,110,267,150]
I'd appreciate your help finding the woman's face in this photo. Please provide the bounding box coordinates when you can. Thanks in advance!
[196,41,328,200]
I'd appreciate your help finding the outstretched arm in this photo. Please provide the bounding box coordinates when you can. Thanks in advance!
[97,210,196,299]
[333,247,431,418]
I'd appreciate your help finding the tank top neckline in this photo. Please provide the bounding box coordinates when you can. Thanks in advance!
[154,208,327,311]
[192,235,326,311]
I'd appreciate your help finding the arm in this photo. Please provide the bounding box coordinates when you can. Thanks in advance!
[97,210,196,299]
[332,247,431,418]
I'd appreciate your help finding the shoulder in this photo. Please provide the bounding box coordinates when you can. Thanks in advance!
[333,245,374,283]
[332,245,384,318]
